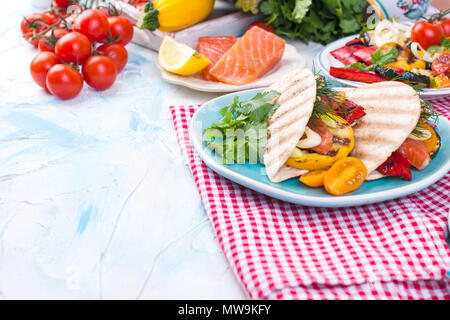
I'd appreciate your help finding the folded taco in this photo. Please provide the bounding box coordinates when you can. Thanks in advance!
[264,69,363,183]
[346,81,440,181]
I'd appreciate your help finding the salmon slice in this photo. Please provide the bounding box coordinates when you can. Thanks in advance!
[397,138,431,170]
[209,26,285,85]
[197,35,237,81]
[308,118,333,155]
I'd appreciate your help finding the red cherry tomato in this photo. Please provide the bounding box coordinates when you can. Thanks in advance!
[411,21,444,50]
[38,28,69,52]
[135,1,148,11]
[82,56,117,91]
[30,52,59,89]
[246,21,275,33]
[21,13,52,47]
[435,18,450,37]
[128,0,147,10]
[55,32,92,64]
[97,43,128,72]
[107,16,134,46]
[73,9,109,42]
[53,0,70,8]
[42,11,60,26]
[46,64,83,99]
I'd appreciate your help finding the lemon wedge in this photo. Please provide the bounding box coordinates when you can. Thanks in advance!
[158,36,210,76]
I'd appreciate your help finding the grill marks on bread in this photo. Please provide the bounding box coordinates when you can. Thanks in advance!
[346,82,421,177]
[264,69,316,183]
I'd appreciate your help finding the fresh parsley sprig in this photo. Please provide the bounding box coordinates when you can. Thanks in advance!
[203,90,280,164]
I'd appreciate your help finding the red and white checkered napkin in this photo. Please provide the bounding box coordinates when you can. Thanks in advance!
[170,96,450,300]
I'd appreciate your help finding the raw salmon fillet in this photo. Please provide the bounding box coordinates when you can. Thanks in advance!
[397,138,431,170]
[197,35,237,81]
[209,26,285,85]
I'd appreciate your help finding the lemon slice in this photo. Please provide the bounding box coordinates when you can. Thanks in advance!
[158,36,210,76]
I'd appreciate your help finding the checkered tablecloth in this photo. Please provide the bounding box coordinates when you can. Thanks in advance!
[170,96,450,300]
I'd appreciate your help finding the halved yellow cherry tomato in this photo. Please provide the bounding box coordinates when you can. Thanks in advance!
[299,170,327,187]
[323,157,367,196]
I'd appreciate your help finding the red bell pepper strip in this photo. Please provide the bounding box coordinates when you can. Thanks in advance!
[336,99,366,125]
[352,46,378,65]
[345,37,364,46]
[377,151,412,181]
[344,106,366,125]
[330,67,390,83]
[386,67,405,73]
[330,45,367,65]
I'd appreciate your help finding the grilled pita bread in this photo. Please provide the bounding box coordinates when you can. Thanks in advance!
[264,69,316,183]
[346,81,421,179]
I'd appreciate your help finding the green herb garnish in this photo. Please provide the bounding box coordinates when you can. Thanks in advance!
[313,74,345,119]
[409,86,440,136]
[203,90,280,164]
[235,0,367,44]
[346,48,398,72]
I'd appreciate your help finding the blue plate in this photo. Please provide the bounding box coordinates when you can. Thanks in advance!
[189,88,450,207]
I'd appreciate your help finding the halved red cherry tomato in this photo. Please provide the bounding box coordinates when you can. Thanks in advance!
[324,157,367,196]
[46,64,83,99]
[436,73,450,88]
[97,43,128,73]
[246,21,275,33]
[30,51,59,89]
[431,51,450,75]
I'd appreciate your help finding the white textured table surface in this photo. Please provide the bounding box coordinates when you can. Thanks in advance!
[0,2,324,299]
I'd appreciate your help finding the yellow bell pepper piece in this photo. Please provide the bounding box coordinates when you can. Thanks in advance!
[285,115,354,171]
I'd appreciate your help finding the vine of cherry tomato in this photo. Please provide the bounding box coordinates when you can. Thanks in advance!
[107,16,134,46]
[97,43,128,73]
[38,28,69,52]
[24,3,133,100]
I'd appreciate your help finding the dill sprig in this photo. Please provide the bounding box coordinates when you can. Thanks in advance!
[410,88,440,136]
[313,74,346,120]
[419,98,440,124]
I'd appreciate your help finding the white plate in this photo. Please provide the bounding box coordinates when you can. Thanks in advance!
[159,44,306,92]
[316,34,450,99]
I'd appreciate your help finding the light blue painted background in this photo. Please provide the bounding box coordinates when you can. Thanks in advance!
[0,1,256,299]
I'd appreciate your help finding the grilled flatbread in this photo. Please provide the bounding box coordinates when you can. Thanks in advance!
[264,69,316,183]
[346,81,421,179]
